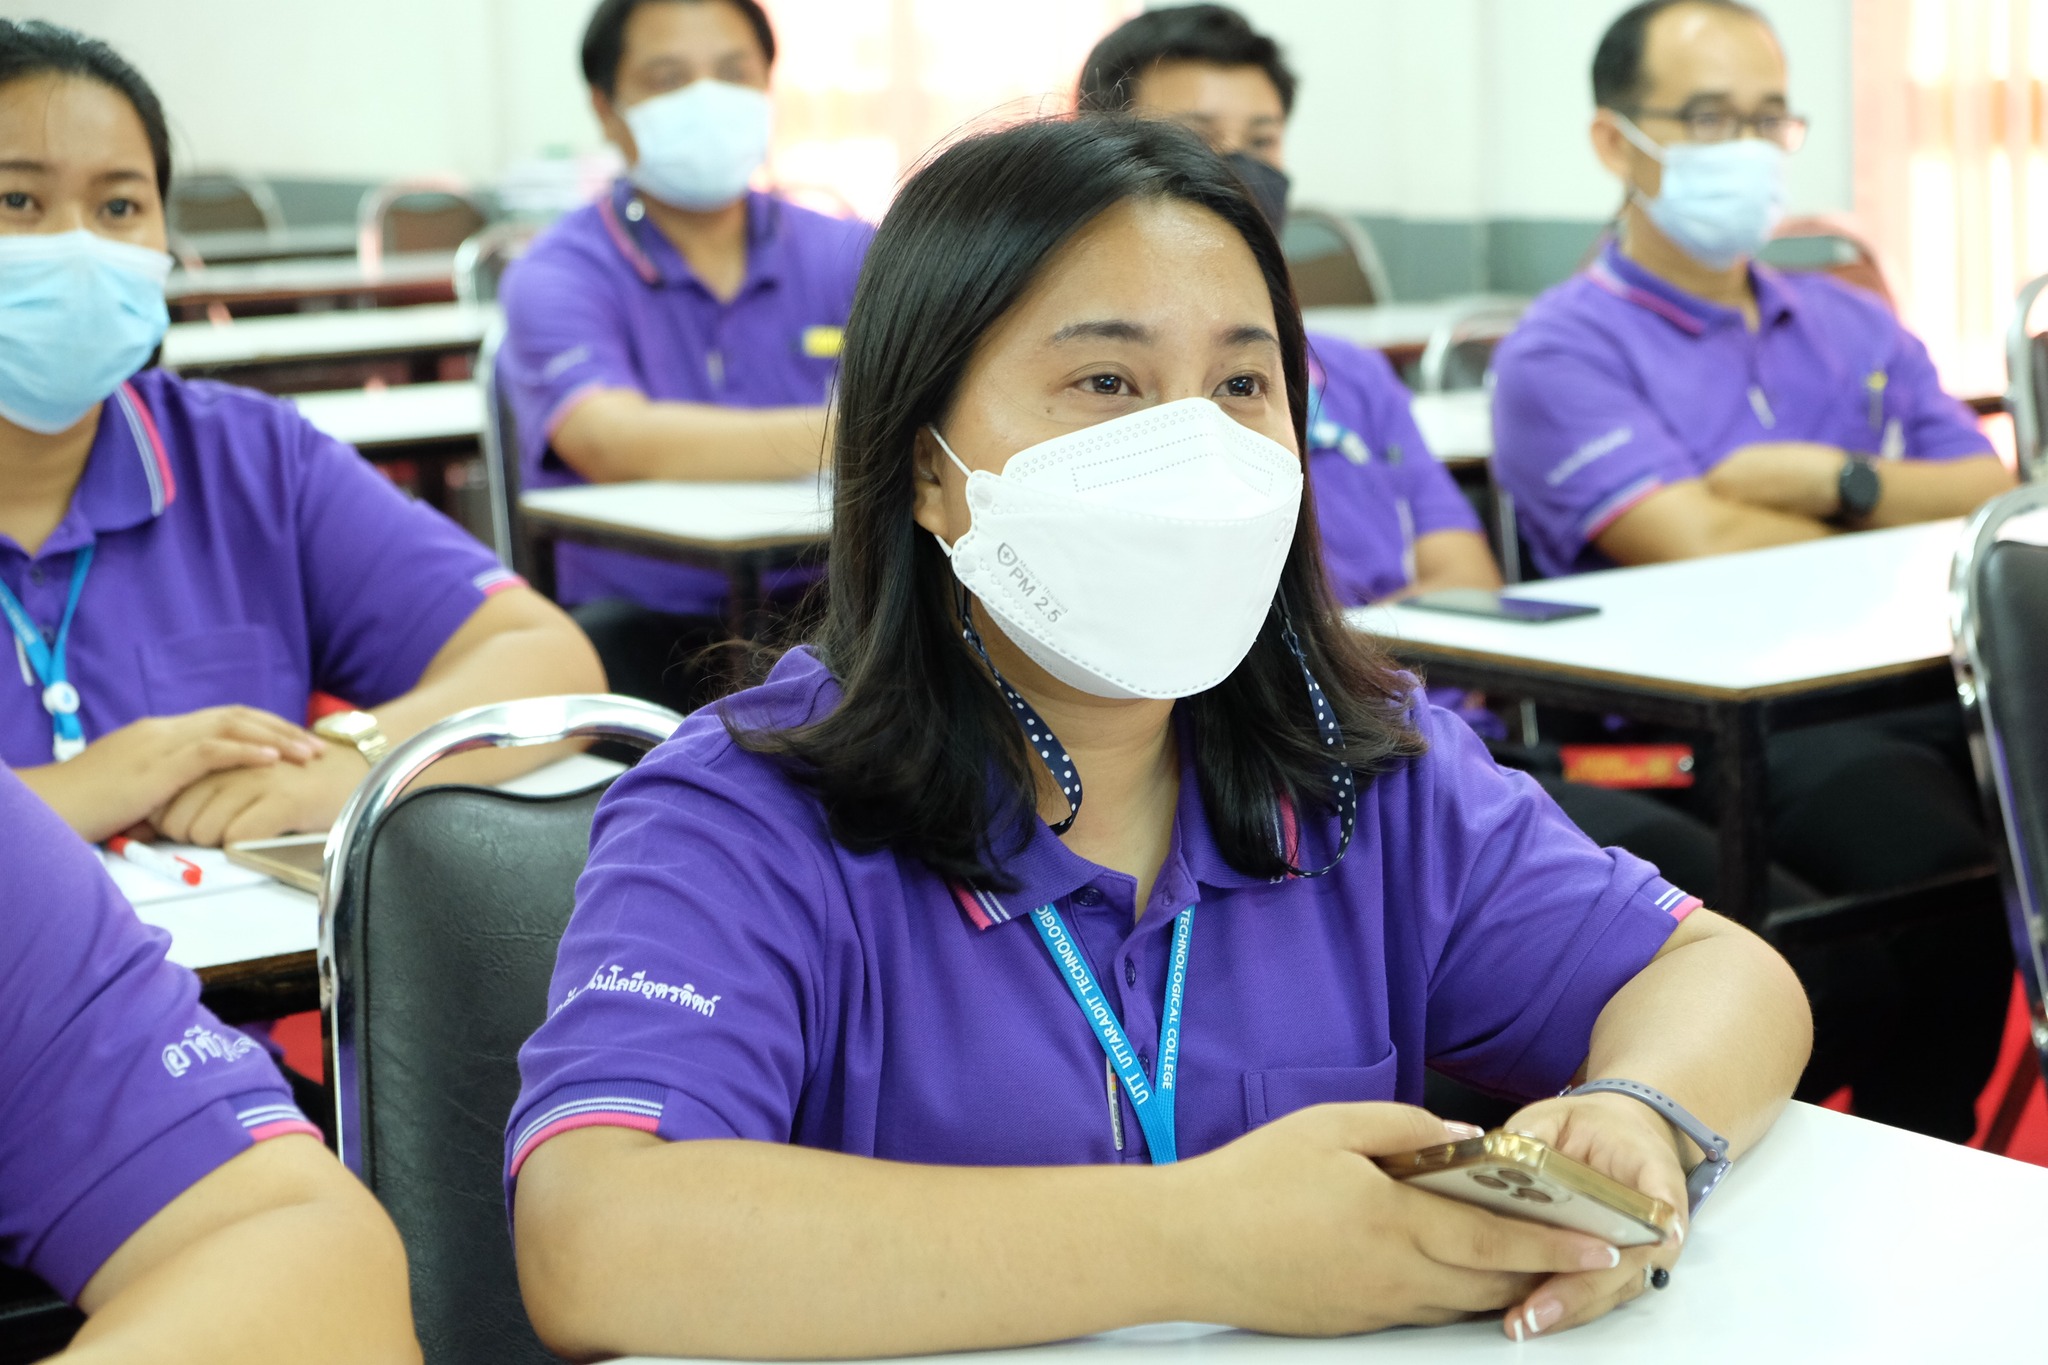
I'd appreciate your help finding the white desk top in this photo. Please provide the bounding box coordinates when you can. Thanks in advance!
[146,753,623,974]
[617,1102,2048,1362]
[168,250,454,304]
[1407,390,1490,465]
[1305,296,1529,354]
[521,478,832,553]
[1351,520,1964,698]
[288,381,484,450]
[161,301,498,370]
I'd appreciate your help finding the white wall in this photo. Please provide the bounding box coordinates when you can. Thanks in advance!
[16,0,1850,218]
[1234,0,1854,221]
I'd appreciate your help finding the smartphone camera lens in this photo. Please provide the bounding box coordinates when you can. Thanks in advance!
[1469,1173,1510,1191]
[1509,1186,1555,1204]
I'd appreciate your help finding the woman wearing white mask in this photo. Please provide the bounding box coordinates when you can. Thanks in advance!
[0,21,603,847]
[506,114,1810,1356]
[499,0,871,716]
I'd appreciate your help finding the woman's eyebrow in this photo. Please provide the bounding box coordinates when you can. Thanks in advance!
[1222,323,1280,348]
[1048,319,1153,345]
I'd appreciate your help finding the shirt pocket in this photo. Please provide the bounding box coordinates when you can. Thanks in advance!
[1243,1049,1399,1130]
[137,625,294,718]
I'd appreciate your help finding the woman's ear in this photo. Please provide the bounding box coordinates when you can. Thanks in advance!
[910,427,954,541]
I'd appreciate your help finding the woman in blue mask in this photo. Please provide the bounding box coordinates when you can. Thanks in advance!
[0,20,605,846]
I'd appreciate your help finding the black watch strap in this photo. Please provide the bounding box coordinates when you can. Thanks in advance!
[1566,1078,1731,1214]
[1836,455,1881,521]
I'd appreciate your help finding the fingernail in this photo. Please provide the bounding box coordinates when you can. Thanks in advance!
[1444,1121,1484,1139]
[1507,1316,1526,1342]
[1525,1298,1564,1335]
[1581,1243,1621,1270]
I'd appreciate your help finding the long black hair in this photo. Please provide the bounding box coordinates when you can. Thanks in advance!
[733,114,1422,889]
[0,21,171,198]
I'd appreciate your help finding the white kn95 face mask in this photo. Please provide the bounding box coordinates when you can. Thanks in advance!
[928,397,1303,701]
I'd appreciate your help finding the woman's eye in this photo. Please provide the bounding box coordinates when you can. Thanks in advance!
[0,191,30,211]
[1221,374,1264,399]
[103,198,138,219]
[1084,374,1129,396]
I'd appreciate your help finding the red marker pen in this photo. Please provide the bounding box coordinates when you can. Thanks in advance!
[107,836,203,888]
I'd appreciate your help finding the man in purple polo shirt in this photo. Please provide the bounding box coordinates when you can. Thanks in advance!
[500,0,870,712]
[1488,0,2014,1144]
[1491,0,2012,577]
[0,763,418,1360]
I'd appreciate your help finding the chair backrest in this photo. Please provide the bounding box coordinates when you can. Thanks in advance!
[1282,206,1391,308]
[1416,303,1527,394]
[453,222,539,306]
[1758,215,1897,312]
[359,179,491,269]
[1951,483,2048,1064]
[2006,273,2048,481]
[168,170,284,238]
[320,695,683,1365]
[476,319,528,573]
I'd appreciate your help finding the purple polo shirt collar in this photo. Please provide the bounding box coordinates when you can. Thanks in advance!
[1586,239,1797,336]
[19,383,174,563]
[597,181,787,295]
[947,713,1271,931]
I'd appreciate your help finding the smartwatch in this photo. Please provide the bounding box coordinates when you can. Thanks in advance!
[313,709,391,766]
[1565,1078,1731,1214]
[1836,454,1881,522]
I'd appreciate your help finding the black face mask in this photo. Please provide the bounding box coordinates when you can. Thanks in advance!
[1224,151,1291,235]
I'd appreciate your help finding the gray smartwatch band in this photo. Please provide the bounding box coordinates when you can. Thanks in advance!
[1566,1078,1731,1214]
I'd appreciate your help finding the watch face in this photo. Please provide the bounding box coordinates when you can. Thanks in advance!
[1842,460,1881,517]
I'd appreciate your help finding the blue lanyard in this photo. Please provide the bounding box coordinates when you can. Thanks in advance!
[1030,901,1194,1164]
[0,544,95,762]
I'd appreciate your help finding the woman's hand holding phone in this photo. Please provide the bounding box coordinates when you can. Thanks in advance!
[1170,1103,1624,1337]
[1493,1092,1691,1340]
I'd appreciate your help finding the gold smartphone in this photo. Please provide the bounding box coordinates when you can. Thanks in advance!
[224,833,328,894]
[1376,1130,1676,1247]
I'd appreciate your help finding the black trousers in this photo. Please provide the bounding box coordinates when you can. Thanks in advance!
[1471,708,2010,1144]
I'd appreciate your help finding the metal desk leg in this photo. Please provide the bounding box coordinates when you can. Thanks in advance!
[1712,701,1771,926]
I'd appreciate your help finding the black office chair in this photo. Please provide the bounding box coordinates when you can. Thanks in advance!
[475,319,549,592]
[320,696,683,1365]
[1951,483,2048,1155]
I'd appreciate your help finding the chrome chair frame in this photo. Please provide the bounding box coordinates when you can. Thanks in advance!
[317,694,683,1178]
[1417,303,1526,394]
[2005,273,2048,482]
[356,176,488,272]
[475,319,521,570]
[1950,480,2048,1150]
[169,168,286,240]
[452,221,538,306]
[1285,205,1395,306]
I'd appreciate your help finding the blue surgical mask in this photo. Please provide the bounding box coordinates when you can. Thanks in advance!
[0,229,170,434]
[1614,114,1785,270]
[624,80,773,212]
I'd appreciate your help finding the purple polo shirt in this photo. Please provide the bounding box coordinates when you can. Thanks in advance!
[0,369,517,768]
[1492,241,1991,578]
[1305,333,1482,606]
[507,647,1691,1187]
[500,185,871,617]
[0,764,319,1300]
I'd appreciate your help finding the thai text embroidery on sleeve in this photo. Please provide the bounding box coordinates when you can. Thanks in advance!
[556,964,722,1017]
[161,1025,260,1077]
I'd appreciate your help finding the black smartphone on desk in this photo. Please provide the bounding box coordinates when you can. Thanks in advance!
[1403,589,1601,624]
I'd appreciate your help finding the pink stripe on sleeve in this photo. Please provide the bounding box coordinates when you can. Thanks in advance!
[121,381,177,504]
[249,1119,325,1143]
[509,1111,660,1178]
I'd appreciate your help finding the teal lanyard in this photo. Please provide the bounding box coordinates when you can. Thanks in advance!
[1030,902,1193,1164]
[0,545,95,762]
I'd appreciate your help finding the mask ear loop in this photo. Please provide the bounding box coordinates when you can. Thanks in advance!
[1275,598,1358,879]
[956,584,1083,835]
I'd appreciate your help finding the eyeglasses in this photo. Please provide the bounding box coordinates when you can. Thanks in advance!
[1631,106,1809,153]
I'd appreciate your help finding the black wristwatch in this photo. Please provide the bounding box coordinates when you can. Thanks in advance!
[1835,455,1881,522]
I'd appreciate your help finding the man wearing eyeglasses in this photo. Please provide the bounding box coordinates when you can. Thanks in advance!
[1490,0,2015,1148]
[1493,0,2013,576]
